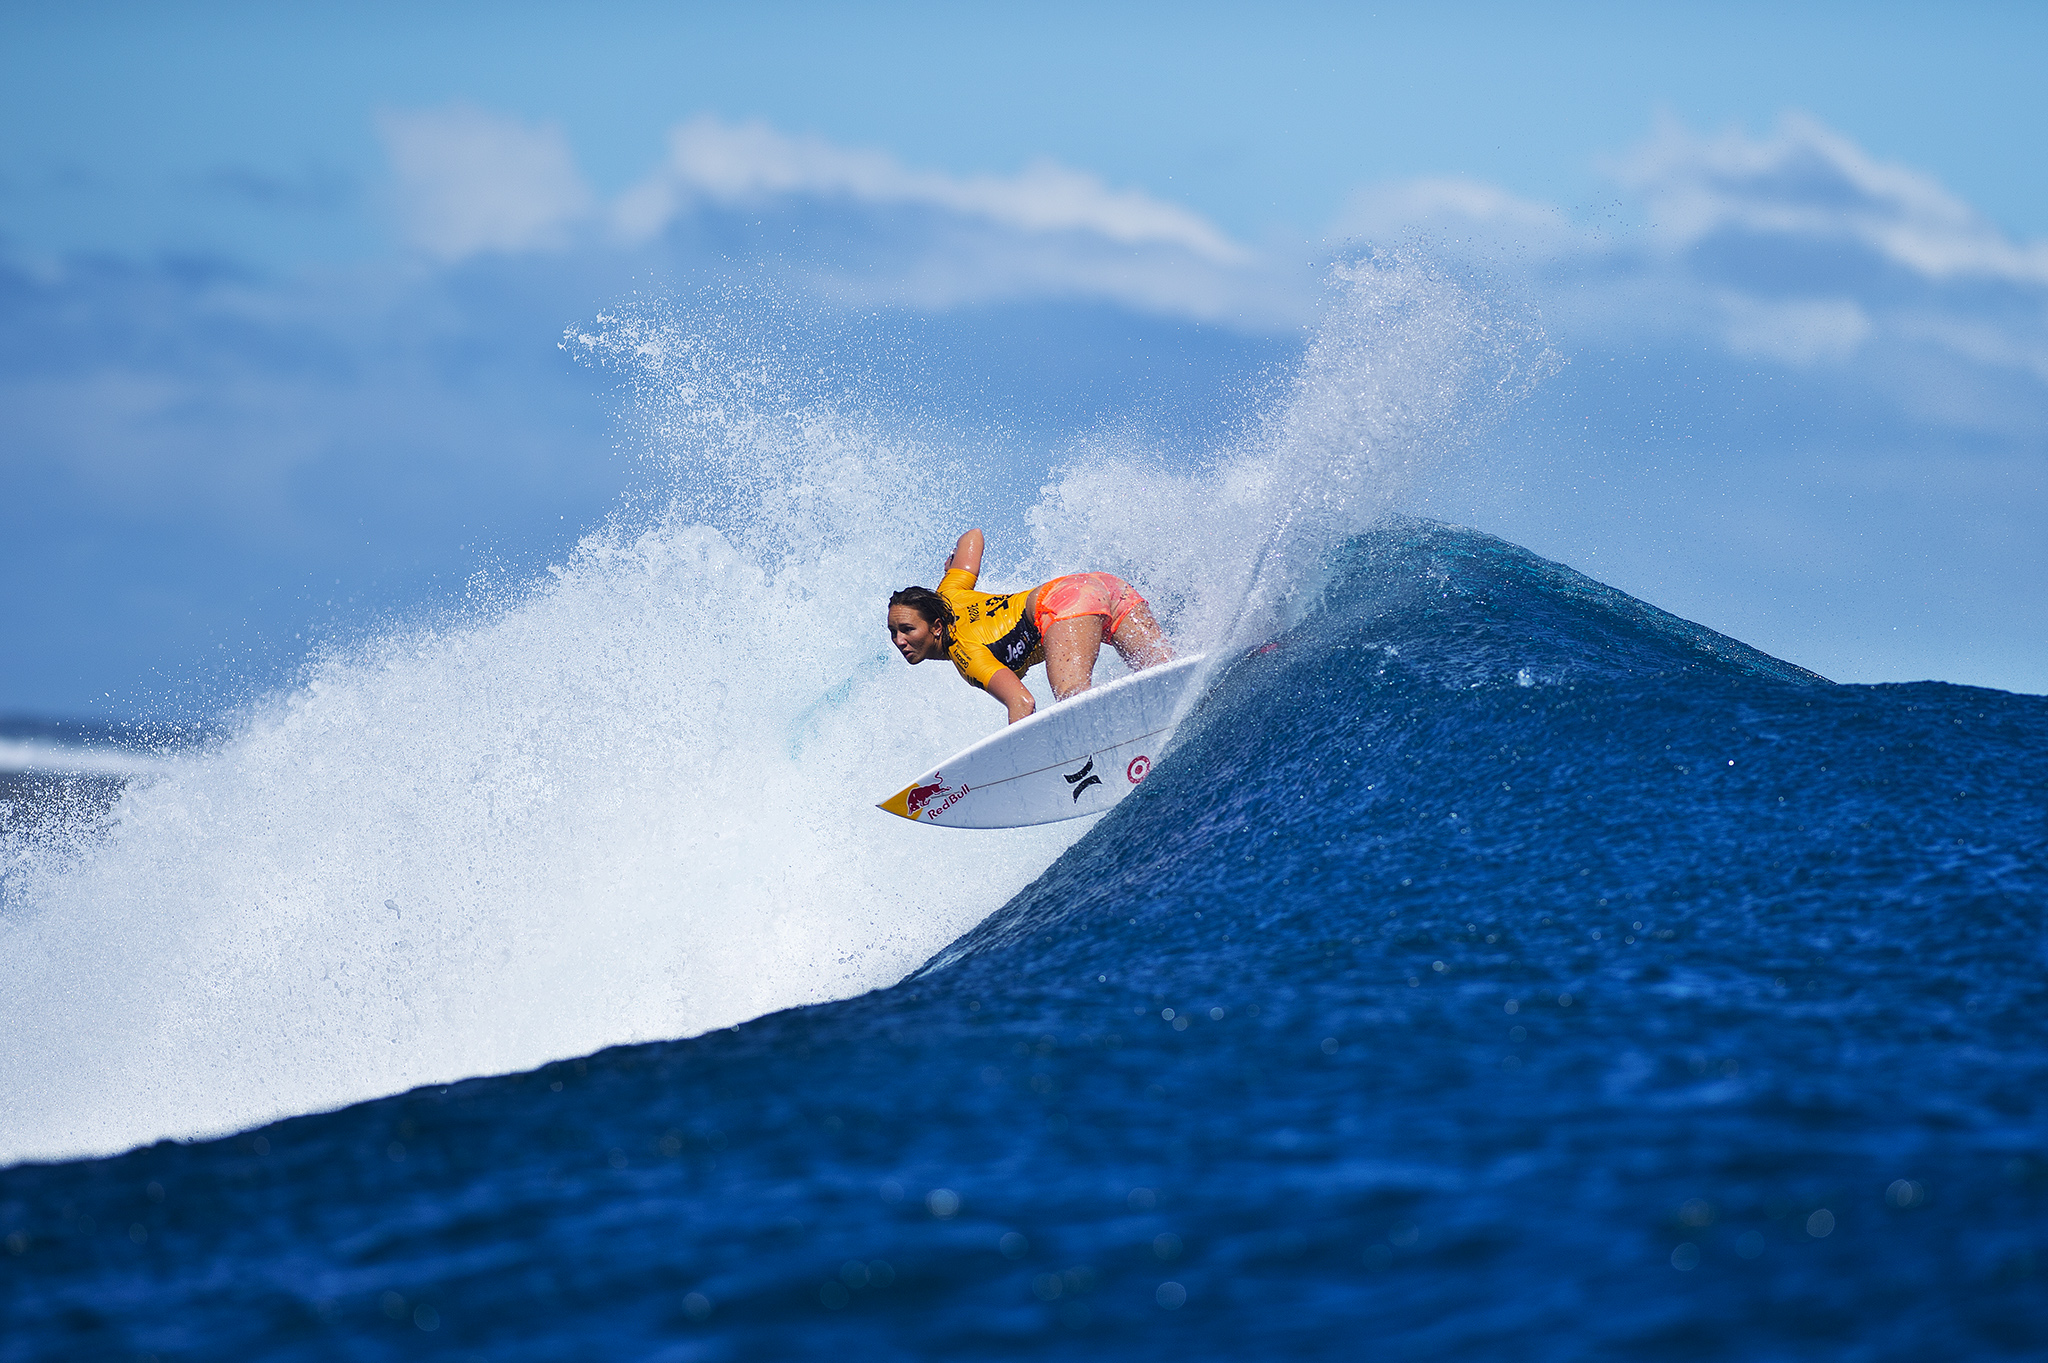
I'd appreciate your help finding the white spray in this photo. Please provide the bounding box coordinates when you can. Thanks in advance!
[0,258,1549,1165]
[1027,255,1557,643]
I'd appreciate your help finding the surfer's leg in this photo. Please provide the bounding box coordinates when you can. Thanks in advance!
[1108,598,1174,670]
[1043,615,1106,699]
[1100,578,1172,671]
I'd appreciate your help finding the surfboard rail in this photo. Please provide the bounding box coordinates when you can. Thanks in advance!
[877,653,1209,829]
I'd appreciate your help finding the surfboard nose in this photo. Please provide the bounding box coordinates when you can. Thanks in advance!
[877,784,918,820]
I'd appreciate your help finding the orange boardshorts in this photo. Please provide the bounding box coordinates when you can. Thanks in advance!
[1033,572,1146,640]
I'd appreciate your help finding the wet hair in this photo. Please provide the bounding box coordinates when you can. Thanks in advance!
[889,586,954,641]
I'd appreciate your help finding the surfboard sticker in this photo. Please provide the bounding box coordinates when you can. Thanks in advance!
[877,653,1209,830]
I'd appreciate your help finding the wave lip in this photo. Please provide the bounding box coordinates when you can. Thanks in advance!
[1312,517,1831,688]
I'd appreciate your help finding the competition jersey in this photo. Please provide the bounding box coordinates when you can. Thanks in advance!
[938,566,1045,690]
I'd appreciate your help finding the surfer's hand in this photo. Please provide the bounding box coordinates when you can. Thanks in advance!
[1006,693,1036,725]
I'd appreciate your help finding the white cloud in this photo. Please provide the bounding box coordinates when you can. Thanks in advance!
[366,104,2048,381]
[613,115,1248,263]
[1610,115,2048,380]
[1332,175,1576,253]
[805,231,1301,328]
[1891,313,2048,385]
[1616,111,2048,286]
[1333,113,2048,392]
[378,105,594,261]
[371,108,1282,323]
[1717,294,1873,366]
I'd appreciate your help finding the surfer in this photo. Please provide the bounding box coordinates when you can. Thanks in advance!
[888,528,1174,724]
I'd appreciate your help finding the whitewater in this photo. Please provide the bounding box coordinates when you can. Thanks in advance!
[0,256,1545,1166]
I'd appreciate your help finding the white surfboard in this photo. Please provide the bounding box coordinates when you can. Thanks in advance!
[877,654,1209,829]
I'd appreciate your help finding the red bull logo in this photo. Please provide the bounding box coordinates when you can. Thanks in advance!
[881,774,970,823]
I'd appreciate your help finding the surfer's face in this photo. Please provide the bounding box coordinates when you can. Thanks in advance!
[888,605,945,664]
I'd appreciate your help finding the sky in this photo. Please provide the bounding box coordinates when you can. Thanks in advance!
[3,0,2045,714]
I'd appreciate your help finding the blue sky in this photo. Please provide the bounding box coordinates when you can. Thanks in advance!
[4,0,2045,712]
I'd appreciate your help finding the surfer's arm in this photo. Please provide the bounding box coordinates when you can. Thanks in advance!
[984,667,1036,725]
[944,528,985,576]
[952,639,1037,724]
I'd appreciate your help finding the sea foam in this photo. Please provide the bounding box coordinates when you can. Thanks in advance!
[0,257,1548,1164]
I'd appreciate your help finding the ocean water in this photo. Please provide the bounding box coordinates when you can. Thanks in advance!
[4,264,2045,1359]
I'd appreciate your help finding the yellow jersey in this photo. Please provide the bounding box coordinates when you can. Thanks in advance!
[938,566,1045,690]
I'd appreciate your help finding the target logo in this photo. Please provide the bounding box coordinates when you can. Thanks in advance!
[1126,755,1151,783]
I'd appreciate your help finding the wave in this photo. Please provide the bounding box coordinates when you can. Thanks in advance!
[925,516,1833,973]
[5,514,2040,1358]
[0,256,1551,1165]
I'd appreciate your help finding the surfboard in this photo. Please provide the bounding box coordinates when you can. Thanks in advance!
[877,653,1209,829]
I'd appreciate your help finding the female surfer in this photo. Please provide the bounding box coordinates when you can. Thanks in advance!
[887,528,1174,724]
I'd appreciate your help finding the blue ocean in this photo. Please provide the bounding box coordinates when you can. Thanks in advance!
[3,268,2044,1359]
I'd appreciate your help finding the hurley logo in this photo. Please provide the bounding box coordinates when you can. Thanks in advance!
[1063,758,1103,801]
